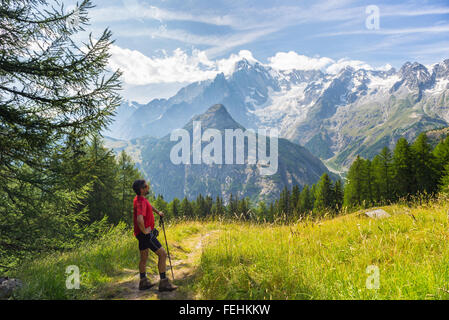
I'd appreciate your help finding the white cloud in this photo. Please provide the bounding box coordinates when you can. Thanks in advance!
[108,45,217,85]
[325,58,374,74]
[109,45,397,89]
[108,46,263,85]
[268,51,334,71]
[215,50,259,75]
[377,63,394,71]
[266,51,388,74]
[107,45,268,101]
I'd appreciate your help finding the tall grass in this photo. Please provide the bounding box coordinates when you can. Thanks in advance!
[10,222,138,299]
[10,221,217,299]
[195,194,449,299]
[10,194,449,300]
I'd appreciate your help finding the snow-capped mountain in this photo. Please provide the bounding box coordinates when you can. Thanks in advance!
[102,99,140,138]
[105,104,336,202]
[106,58,449,170]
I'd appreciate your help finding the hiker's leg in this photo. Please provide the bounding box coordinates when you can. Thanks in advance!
[139,249,149,274]
[155,246,177,291]
[155,246,167,274]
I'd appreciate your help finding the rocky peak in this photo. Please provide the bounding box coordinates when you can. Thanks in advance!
[235,58,254,71]
[390,61,433,93]
[399,62,432,89]
[184,104,244,132]
[432,59,449,79]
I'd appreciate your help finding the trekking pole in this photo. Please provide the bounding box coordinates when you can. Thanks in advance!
[160,216,175,281]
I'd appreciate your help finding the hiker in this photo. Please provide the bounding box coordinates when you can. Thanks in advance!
[132,179,178,292]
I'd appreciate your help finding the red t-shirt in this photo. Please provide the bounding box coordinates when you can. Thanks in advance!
[133,195,155,236]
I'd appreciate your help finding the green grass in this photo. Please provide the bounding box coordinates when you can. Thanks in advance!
[195,194,449,300]
[10,195,449,300]
[10,221,218,299]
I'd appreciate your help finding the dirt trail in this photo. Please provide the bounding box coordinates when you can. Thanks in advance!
[100,230,219,300]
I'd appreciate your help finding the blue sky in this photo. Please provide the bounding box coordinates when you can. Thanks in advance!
[70,0,449,102]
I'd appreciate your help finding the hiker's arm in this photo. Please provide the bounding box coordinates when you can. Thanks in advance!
[137,215,149,234]
[151,204,164,217]
[136,200,149,234]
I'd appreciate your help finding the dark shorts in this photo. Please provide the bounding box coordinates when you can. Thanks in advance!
[136,232,162,252]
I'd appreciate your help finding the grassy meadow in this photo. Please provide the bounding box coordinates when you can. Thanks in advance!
[11,222,220,299]
[196,194,449,300]
[9,194,449,300]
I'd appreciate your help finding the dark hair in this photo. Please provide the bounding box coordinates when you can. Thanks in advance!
[132,179,146,195]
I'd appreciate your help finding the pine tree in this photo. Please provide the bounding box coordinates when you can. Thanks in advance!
[0,1,121,172]
[212,196,225,217]
[334,179,344,212]
[0,0,121,267]
[205,195,213,217]
[218,196,225,216]
[314,173,335,213]
[291,185,300,214]
[279,186,290,215]
[180,197,193,218]
[268,202,275,222]
[362,159,375,206]
[237,197,250,220]
[257,201,268,220]
[412,133,438,195]
[58,130,90,191]
[117,151,142,225]
[169,198,181,220]
[440,163,449,193]
[344,155,365,207]
[310,184,317,210]
[194,194,206,218]
[227,193,238,218]
[274,199,280,218]
[373,147,394,203]
[392,138,416,199]
[371,155,382,203]
[433,136,449,169]
[85,134,121,223]
[154,195,168,222]
[298,185,313,216]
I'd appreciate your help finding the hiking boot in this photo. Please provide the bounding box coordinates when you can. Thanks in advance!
[158,278,178,292]
[138,277,154,290]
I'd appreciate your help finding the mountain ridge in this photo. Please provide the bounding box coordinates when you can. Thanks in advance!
[105,104,336,202]
[105,58,449,171]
